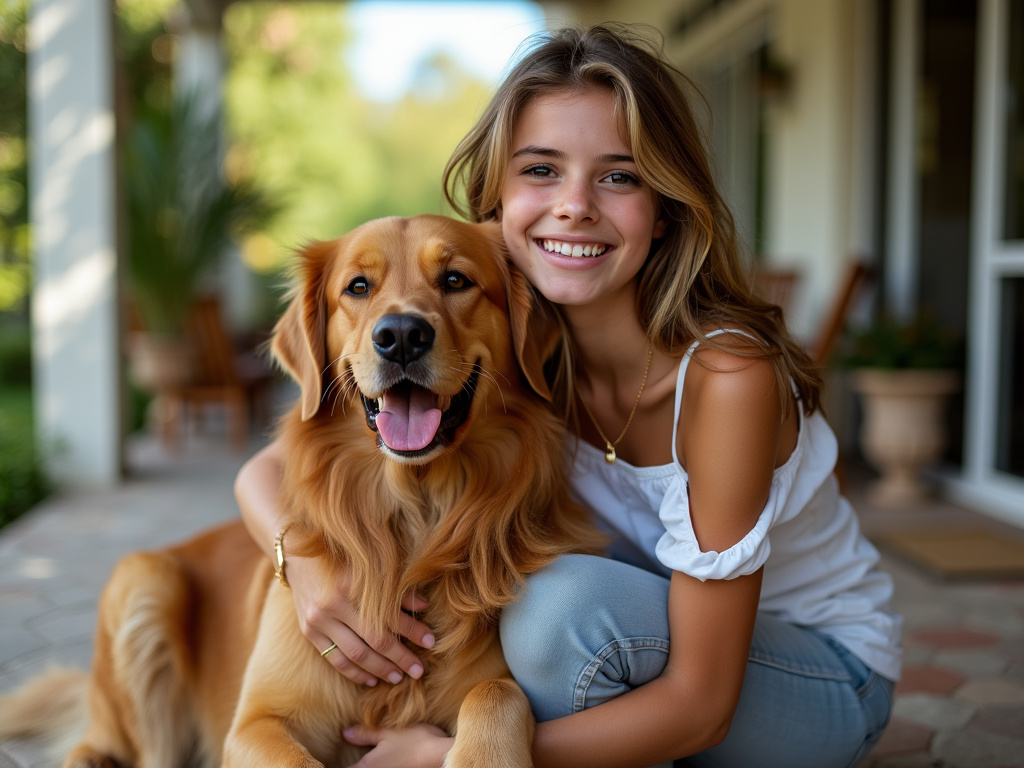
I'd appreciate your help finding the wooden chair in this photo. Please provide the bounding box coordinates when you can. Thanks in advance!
[163,295,276,449]
[807,260,874,366]
[806,259,874,491]
[753,265,802,315]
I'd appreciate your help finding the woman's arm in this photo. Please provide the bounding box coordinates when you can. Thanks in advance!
[235,441,435,686]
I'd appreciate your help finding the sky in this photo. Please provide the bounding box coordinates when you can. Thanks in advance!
[347,1,546,100]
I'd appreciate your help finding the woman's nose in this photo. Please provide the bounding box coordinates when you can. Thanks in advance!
[552,177,597,222]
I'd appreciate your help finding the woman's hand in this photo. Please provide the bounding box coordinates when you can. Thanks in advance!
[285,541,435,686]
[343,723,453,768]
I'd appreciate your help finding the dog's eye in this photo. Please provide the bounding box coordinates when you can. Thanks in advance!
[443,271,472,292]
[345,278,370,296]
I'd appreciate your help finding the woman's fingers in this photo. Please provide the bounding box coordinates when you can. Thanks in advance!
[325,622,426,684]
[397,609,435,651]
[315,624,381,686]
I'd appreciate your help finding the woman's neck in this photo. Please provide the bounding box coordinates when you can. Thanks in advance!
[562,292,649,388]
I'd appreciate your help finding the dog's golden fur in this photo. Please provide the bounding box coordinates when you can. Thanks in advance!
[0,215,601,768]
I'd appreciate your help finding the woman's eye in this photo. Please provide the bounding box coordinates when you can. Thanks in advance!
[345,277,370,296]
[524,164,554,178]
[605,171,640,186]
[443,271,472,292]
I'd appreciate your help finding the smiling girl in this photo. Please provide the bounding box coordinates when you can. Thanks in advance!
[236,24,900,768]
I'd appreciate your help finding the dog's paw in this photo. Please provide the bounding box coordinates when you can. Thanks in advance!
[63,745,120,768]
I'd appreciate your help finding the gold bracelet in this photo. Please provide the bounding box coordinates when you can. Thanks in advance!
[274,524,292,589]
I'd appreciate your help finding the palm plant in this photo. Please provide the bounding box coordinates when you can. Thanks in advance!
[123,92,271,336]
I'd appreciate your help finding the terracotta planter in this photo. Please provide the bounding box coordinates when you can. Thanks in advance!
[850,369,962,507]
[127,332,197,392]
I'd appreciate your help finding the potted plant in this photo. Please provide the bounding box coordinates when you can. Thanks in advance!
[123,92,271,392]
[843,312,965,507]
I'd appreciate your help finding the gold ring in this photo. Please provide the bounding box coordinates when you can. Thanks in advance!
[320,642,338,658]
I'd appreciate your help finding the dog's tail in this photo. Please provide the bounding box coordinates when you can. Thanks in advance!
[0,666,90,757]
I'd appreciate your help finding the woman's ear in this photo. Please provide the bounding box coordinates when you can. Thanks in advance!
[653,217,668,239]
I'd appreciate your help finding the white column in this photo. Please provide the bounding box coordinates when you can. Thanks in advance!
[28,0,121,485]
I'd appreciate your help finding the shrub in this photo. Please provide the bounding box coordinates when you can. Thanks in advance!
[841,312,965,370]
[0,387,51,528]
[0,323,31,385]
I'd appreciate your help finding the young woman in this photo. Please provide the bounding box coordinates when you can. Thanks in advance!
[235,24,900,768]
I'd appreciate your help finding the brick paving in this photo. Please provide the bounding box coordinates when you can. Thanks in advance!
[852,475,1024,768]
[1,428,1023,768]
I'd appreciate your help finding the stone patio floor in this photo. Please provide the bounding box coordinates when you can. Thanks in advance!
[1,425,1023,768]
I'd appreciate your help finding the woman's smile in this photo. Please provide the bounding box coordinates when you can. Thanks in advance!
[538,238,609,258]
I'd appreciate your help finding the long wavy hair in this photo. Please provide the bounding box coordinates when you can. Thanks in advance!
[443,24,822,419]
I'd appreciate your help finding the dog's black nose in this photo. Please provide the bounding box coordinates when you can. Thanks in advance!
[373,314,435,366]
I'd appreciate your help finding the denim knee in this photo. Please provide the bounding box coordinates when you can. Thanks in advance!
[501,554,672,722]
[501,555,605,684]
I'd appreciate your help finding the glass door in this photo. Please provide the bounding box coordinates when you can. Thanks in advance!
[961,0,1024,525]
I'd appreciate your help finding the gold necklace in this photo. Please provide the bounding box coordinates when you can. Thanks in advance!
[576,342,653,464]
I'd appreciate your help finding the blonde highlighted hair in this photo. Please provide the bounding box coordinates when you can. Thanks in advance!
[443,24,822,417]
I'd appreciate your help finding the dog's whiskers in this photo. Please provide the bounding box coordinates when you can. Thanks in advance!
[450,361,509,414]
[320,356,346,401]
[323,358,357,418]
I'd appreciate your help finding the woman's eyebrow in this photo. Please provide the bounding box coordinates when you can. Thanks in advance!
[511,145,564,159]
[511,145,637,164]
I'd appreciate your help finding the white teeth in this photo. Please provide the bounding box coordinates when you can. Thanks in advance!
[377,397,384,411]
[541,239,606,258]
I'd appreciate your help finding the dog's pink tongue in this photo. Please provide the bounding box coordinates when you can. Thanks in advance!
[376,385,442,451]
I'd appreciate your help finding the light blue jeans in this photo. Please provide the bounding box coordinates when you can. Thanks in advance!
[500,554,894,768]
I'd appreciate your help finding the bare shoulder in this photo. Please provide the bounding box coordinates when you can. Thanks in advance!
[687,332,780,405]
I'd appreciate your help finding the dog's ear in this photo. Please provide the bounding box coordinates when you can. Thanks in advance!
[496,241,562,403]
[271,241,331,421]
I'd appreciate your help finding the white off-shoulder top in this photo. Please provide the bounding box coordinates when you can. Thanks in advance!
[570,331,903,681]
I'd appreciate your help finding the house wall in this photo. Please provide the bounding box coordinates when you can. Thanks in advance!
[767,0,874,337]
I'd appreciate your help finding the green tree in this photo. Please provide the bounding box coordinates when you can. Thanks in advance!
[222,2,492,272]
[0,0,28,313]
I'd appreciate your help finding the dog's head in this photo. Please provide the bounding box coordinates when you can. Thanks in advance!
[271,215,558,464]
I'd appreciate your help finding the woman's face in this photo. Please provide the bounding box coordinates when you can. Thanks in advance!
[498,87,665,310]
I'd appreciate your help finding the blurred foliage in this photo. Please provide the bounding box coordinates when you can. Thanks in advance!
[125,93,278,335]
[0,0,28,313]
[841,311,966,370]
[0,385,51,528]
[115,0,179,117]
[223,2,493,268]
[0,320,30,385]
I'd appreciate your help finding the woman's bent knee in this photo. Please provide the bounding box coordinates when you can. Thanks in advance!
[501,555,608,666]
[500,555,672,721]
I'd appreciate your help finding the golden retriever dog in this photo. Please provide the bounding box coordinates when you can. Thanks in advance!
[0,214,602,768]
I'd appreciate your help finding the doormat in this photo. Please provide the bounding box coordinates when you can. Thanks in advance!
[876,528,1024,580]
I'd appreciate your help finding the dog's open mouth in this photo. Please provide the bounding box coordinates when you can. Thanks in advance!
[360,364,481,456]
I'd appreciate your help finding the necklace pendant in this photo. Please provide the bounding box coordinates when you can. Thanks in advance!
[604,444,617,463]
